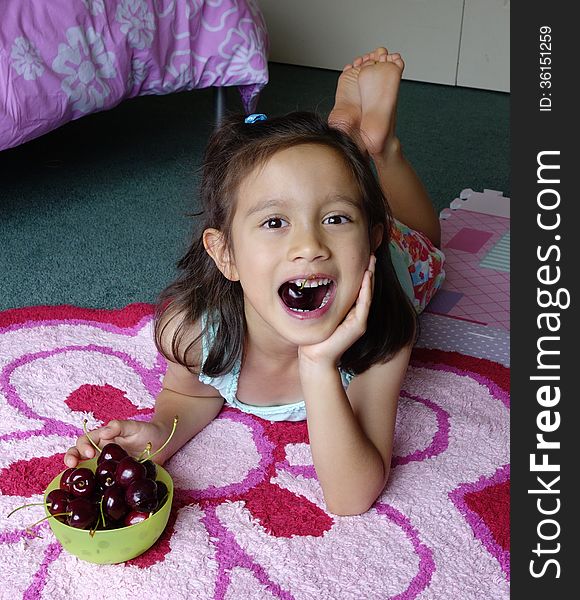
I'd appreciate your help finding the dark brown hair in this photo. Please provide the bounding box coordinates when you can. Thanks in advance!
[154,111,417,376]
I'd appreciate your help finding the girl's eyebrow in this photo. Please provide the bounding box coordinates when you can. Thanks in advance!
[245,198,288,217]
[330,195,362,211]
[245,195,361,217]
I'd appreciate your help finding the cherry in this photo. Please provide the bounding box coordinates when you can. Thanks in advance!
[98,442,128,465]
[143,459,157,480]
[95,459,118,490]
[124,510,150,527]
[156,481,169,508]
[69,468,96,498]
[46,489,71,521]
[126,478,158,512]
[103,518,123,530]
[67,497,98,529]
[115,456,147,488]
[59,468,75,493]
[102,485,129,522]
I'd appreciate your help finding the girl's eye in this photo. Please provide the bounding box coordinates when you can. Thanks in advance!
[262,217,288,229]
[323,215,351,225]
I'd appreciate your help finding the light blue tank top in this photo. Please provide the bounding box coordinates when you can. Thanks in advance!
[197,313,354,422]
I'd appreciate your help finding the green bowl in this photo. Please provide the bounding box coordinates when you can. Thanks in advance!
[44,457,173,564]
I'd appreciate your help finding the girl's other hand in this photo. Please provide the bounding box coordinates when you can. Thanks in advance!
[64,419,167,468]
[299,254,376,369]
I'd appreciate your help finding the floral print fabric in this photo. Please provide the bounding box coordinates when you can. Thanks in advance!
[0,0,269,150]
[390,218,446,313]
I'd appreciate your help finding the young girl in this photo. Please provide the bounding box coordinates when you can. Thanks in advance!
[65,47,444,516]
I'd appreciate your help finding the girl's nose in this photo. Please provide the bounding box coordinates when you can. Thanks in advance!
[287,227,330,262]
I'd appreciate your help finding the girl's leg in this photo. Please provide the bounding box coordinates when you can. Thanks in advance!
[328,48,441,247]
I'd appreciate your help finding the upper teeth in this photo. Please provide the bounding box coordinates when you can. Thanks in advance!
[291,278,331,288]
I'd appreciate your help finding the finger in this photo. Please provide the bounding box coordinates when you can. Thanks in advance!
[76,433,103,460]
[352,265,372,310]
[105,419,143,439]
[369,254,376,295]
[77,422,122,459]
[355,270,373,322]
[84,419,138,447]
[99,419,124,440]
[64,446,82,468]
[361,257,374,295]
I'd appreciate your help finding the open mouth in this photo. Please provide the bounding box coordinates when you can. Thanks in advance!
[278,277,335,313]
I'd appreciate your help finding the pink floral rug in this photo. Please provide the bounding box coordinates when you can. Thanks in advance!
[0,304,509,599]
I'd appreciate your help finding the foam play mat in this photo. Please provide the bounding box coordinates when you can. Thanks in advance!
[0,304,509,599]
[427,189,510,331]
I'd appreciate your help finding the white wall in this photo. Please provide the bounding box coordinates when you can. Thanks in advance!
[457,0,510,92]
[257,0,510,92]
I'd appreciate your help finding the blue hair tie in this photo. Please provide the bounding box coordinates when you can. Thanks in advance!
[244,113,267,124]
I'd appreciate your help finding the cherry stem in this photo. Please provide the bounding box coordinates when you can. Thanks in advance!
[83,419,102,454]
[136,441,152,462]
[25,529,43,539]
[140,416,179,463]
[96,495,106,534]
[7,502,48,518]
[26,512,70,530]
[297,275,315,291]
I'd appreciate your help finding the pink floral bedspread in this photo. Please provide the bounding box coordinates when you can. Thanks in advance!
[0,0,269,151]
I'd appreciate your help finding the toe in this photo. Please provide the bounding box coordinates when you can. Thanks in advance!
[353,55,364,67]
[374,47,389,60]
[385,52,405,71]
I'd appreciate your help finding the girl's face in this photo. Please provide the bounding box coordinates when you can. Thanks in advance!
[205,143,382,349]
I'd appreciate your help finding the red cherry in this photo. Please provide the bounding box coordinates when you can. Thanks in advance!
[67,497,98,529]
[142,459,157,480]
[46,489,71,522]
[124,510,150,527]
[102,485,129,522]
[69,468,96,498]
[156,481,169,509]
[95,459,118,490]
[126,478,158,512]
[98,442,128,465]
[115,457,147,488]
[59,468,75,493]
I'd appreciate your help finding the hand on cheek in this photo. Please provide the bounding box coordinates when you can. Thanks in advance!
[298,254,376,369]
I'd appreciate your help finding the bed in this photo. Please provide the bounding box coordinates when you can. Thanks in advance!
[0,0,269,152]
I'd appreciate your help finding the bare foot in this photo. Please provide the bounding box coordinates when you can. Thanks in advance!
[328,47,388,150]
[357,51,405,156]
[327,67,363,146]
[328,48,403,156]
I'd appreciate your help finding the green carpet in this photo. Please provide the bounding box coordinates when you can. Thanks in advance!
[0,62,509,310]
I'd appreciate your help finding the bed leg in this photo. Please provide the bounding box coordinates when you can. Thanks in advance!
[213,87,226,127]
